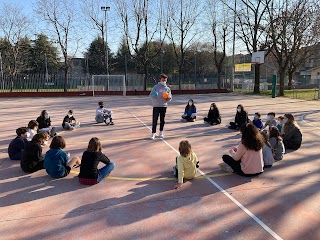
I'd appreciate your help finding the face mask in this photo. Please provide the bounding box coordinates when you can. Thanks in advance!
[283,119,288,124]
[267,116,271,121]
[237,108,241,113]
[159,81,166,86]
[68,114,72,118]
[26,132,30,138]
[100,105,104,108]
[188,102,192,106]
[44,114,49,119]
[253,116,257,120]
[210,107,214,110]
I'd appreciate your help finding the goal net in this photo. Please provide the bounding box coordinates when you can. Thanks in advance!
[91,75,126,96]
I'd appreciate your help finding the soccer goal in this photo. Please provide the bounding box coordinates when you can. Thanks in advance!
[91,75,126,96]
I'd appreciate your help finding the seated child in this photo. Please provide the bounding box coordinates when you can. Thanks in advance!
[181,99,197,122]
[95,101,114,125]
[252,112,263,129]
[261,112,277,131]
[203,103,221,125]
[62,110,80,130]
[27,120,39,141]
[276,116,284,134]
[78,137,116,185]
[8,127,28,160]
[261,131,275,168]
[173,140,199,189]
[269,126,285,161]
[228,104,249,130]
[36,110,57,137]
[221,124,264,176]
[20,132,49,173]
[44,136,81,178]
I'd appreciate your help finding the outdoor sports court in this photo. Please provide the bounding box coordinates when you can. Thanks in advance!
[0,93,319,240]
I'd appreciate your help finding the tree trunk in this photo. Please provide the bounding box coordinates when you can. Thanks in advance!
[288,71,293,90]
[64,65,68,92]
[217,70,222,89]
[278,69,286,96]
[253,64,260,93]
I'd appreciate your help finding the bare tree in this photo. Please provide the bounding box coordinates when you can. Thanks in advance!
[0,3,30,76]
[35,0,80,92]
[115,0,166,90]
[222,0,272,93]
[267,0,320,96]
[165,0,200,88]
[207,0,230,89]
[80,0,109,73]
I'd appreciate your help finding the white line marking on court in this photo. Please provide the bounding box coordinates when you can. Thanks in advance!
[129,111,283,240]
[301,112,320,130]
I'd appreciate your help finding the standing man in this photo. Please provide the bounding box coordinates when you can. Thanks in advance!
[149,73,172,140]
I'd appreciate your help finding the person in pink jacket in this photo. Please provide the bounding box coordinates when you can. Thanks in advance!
[220,124,264,177]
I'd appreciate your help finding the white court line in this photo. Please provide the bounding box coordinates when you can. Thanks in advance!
[301,112,320,130]
[129,111,283,240]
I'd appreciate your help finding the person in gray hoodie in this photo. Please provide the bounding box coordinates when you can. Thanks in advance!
[149,73,172,140]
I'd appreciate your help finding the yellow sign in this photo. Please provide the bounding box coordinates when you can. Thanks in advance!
[235,63,252,72]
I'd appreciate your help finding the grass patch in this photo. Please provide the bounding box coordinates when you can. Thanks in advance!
[234,88,319,101]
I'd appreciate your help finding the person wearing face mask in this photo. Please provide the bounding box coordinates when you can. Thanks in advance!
[228,104,249,130]
[20,132,49,173]
[204,103,221,125]
[149,73,172,140]
[95,101,114,125]
[27,120,39,141]
[36,110,57,137]
[282,113,302,150]
[62,110,80,130]
[251,112,263,129]
[8,127,28,160]
[182,99,197,122]
[261,112,277,132]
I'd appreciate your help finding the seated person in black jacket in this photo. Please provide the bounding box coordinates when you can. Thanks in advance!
[36,110,56,137]
[78,137,116,185]
[228,104,249,130]
[62,110,80,130]
[8,127,28,160]
[282,113,302,150]
[204,103,221,125]
[20,132,50,173]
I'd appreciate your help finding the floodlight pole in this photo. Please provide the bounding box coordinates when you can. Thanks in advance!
[0,52,4,90]
[101,6,110,76]
[231,0,237,92]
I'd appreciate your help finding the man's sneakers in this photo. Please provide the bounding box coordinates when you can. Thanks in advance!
[159,131,164,139]
[150,133,156,140]
[150,132,164,140]
[109,121,114,125]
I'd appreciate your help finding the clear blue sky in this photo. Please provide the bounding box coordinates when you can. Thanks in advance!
[2,0,123,58]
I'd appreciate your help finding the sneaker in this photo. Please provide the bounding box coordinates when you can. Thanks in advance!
[219,163,234,173]
[150,133,156,140]
[159,131,164,139]
[109,121,114,125]
[105,121,110,126]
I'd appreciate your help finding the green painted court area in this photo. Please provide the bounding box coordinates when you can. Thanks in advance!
[0,93,319,240]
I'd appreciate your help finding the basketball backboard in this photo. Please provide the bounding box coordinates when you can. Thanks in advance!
[251,51,265,64]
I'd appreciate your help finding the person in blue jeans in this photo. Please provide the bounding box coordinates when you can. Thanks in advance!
[44,136,81,178]
[78,137,115,185]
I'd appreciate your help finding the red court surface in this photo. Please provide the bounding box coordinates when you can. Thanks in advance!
[0,93,319,240]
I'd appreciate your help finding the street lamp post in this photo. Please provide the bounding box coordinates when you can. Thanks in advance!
[101,6,110,75]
